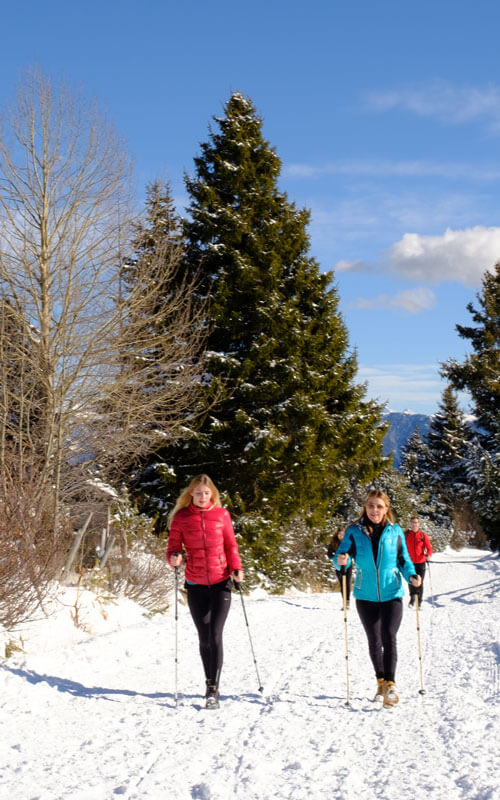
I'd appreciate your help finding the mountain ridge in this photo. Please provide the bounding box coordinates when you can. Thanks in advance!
[382,409,432,468]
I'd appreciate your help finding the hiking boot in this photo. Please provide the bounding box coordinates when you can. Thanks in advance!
[205,683,219,709]
[383,681,399,707]
[373,678,385,702]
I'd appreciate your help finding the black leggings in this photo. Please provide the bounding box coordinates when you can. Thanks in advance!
[186,579,232,687]
[356,598,403,683]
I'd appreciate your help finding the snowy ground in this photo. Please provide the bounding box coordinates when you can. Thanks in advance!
[1,547,499,800]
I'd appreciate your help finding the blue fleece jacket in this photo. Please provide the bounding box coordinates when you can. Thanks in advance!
[333,521,416,602]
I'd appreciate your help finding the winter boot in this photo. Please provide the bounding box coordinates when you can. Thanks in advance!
[373,678,385,702]
[205,683,219,710]
[383,681,399,708]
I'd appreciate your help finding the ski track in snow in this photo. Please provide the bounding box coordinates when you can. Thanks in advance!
[0,548,499,800]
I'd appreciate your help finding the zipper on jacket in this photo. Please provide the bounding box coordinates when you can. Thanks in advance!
[375,539,382,602]
[361,522,383,602]
[200,508,211,586]
[374,525,389,602]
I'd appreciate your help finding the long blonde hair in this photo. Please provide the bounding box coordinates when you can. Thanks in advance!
[168,474,221,526]
[357,490,395,527]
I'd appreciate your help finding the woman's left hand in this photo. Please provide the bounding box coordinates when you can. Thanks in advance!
[410,574,422,587]
[232,569,244,584]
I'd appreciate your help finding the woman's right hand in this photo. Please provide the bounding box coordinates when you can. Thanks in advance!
[168,552,183,568]
[337,553,349,567]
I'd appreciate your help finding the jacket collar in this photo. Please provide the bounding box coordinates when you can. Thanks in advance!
[189,502,215,512]
[357,520,393,537]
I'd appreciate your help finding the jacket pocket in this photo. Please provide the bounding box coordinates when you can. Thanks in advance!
[356,569,363,590]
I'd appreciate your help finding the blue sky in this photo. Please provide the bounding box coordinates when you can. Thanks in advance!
[1,0,498,414]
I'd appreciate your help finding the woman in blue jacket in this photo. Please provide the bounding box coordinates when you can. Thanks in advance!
[335,490,421,707]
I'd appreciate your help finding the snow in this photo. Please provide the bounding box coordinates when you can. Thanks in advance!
[1,547,499,800]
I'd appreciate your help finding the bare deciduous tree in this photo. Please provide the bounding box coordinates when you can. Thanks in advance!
[0,71,205,618]
[0,449,71,628]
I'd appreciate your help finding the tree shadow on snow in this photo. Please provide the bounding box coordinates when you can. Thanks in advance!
[427,576,500,607]
[0,664,269,708]
[432,553,499,568]
[0,664,180,705]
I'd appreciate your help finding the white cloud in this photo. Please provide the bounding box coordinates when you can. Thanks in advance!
[285,159,500,181]
[365,80,500,132]
[392,288,436,313]
[351,287,436,314]
[335,259,370,273]
[358,363,471,414]
[388,225,500,285]
[357,363,445,414]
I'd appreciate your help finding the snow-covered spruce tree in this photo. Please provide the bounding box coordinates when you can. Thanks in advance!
[425,386,472,529]
[426,387,469,483]
[400,427,441,526]
[401,427,432,496]
[442,263,500,549]
[150,93,388,574]
[462,437,498,547]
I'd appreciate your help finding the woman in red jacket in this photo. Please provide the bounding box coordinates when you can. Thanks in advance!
[167,474,243,708]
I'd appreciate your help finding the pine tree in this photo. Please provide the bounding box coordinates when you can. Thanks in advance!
[401,427,432,495]
[444,263,500,441]
[442,263,500,548]
[426,386,470,499]
[425,385,473,529]
[151,93,388,565]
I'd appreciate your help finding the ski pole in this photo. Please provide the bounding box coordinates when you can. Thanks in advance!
[341,566,351,707]
[174,564,179,707]
[235,582,264,693]
[415,594,425,695]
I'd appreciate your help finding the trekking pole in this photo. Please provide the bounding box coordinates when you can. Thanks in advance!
[415,594,426,695]
[341,566,351,707]
[427,560,434,605]
[235,582,264,693]
[174,564,179,707]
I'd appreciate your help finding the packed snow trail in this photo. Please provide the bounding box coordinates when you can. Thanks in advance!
[0,547,499,800]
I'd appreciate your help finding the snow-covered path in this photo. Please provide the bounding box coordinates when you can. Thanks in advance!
[1,548,499,800]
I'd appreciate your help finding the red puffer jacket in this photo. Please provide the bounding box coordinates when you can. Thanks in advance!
[405,529,433,564]
[167,504,242,585]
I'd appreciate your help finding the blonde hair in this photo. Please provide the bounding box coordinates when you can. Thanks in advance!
[358,490,395,526]
[168,474,221,526]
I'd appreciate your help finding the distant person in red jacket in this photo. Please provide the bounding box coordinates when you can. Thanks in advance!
[167,474,243,708]
[405,516,433,608]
